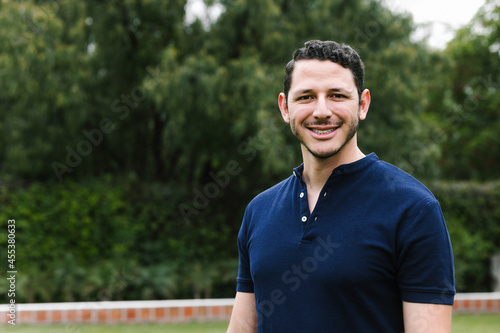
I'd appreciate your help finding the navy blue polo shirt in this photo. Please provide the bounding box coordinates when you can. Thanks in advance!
[236,153,455,332]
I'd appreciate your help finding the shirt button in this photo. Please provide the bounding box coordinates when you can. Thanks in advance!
[301,216,307,222]
[300,192,304,198]
[323,192,327,197]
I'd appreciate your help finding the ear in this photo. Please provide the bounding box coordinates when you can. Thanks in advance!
[359,89,371,121]
[278,92,290,123]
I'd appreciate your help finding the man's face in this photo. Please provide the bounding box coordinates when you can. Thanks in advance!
[279,59,370,160]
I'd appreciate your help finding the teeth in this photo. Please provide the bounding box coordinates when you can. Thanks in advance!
[312,128,335,134]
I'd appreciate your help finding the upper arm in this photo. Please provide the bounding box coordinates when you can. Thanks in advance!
[397,200,455,305]
[227,292,257,333]
[403,301,452,333]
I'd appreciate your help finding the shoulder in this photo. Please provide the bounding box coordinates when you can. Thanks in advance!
[362,160,450,245]
[354,159,441,221]
[368,159,436,203]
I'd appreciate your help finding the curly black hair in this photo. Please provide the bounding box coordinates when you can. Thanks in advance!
[283,40,365,103]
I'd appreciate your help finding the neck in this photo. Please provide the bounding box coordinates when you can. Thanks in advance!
[301,141,365,191]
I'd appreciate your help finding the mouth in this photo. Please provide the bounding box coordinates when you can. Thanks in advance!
[311,128,336,135]
[307,124,341,138]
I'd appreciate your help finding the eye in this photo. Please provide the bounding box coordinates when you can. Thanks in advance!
[330,94,346,99]
[297,95,313,101]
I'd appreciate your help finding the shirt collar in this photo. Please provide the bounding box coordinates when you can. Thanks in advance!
[293,153,379,180]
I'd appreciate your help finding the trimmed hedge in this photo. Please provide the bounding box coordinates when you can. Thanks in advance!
[0,178,498,302]
[0,177,239,303]
[429,181,500,292]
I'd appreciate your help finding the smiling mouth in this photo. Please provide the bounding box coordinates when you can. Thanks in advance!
[311,128,336,134]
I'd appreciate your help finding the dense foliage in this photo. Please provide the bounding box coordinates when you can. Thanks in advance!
[430,181,500,292]
[0,177,239,302]
[0,0,499,302]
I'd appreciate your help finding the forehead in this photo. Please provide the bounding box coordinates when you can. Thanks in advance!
[289,59,356,93]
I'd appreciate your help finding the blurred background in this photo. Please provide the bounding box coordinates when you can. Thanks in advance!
[0,0,499,304]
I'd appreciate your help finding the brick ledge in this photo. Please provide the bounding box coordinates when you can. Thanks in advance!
[2,294,499,325]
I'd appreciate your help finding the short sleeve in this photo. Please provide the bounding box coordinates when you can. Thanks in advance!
[397,200,455,305]
[236,209,254,293]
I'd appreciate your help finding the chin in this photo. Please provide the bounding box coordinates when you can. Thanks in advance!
[306,146,342,159]
[313,151,341,159]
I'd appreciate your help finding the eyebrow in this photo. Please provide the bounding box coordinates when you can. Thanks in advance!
[328,88,352,94]
[293,88,353,95]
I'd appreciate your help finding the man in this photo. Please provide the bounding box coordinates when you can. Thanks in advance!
[227,40,455,332]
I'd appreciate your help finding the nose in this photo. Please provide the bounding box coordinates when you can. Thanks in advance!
[313,95,332,119]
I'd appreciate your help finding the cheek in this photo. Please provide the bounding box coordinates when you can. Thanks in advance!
[291,106,313,121]
[337,105,359,119]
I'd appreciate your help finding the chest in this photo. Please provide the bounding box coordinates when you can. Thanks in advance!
[247,195,399,292]
[306,186,321,214]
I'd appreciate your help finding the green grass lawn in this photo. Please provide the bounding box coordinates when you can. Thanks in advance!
[7,314,500,332]
[7,321,229,333]
[451,314,500,333]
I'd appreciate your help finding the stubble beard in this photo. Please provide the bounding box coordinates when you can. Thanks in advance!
[291,110,360,160]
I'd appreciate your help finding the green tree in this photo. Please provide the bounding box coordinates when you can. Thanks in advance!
[0,0,189,181]
[0,1,91,180]
[0,0,443,182]
[439,0,500,180]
